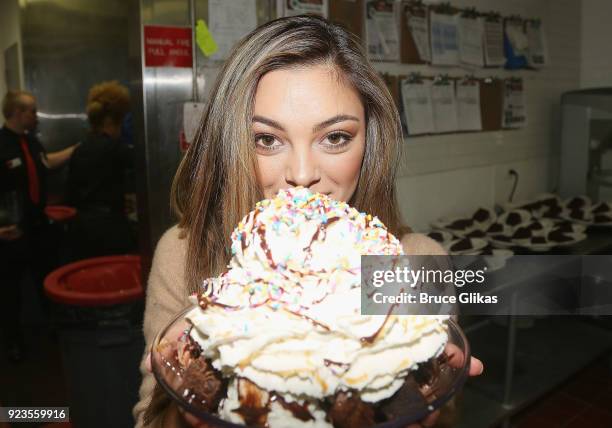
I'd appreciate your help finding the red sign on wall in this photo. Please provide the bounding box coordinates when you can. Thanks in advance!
[144,25,192,68]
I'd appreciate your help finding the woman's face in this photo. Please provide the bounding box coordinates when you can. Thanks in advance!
[253,64,366,202]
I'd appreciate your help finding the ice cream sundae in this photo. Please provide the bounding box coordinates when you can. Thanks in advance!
[158,188,451,427]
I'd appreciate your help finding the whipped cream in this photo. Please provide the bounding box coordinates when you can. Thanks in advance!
[185,187,449,425]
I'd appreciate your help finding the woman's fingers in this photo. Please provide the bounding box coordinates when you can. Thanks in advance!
[444,343,484,376]
[468,356,484,376]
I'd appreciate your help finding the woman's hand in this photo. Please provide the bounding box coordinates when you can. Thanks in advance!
[407,346,483,427]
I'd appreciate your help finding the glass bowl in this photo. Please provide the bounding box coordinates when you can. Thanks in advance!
[152,306,471,427]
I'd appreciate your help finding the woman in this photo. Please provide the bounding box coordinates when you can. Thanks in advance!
[66,81,135,260]
[134,16,483,428]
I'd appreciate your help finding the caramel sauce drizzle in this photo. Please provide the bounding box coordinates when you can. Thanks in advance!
[360,289,402,344]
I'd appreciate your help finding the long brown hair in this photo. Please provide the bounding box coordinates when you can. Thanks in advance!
[171,15,407,294]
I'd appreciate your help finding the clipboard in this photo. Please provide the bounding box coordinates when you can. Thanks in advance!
[400,1,428,64]
[329,0,364,41]
[479,77,504,131]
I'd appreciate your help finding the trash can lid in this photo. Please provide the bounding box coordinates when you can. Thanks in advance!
[45,205,77,222]
[44,255,144,306]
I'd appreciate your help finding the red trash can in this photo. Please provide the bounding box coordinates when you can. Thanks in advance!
[44,256,144,428]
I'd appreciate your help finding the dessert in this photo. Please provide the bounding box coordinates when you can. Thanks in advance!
[504,211,524,227]
[511,227,531,240]
[569,209,591,222]
[594,213,612,224]
[465,229,486,238]
[472,208,491,223]
[591,202,611,214]
[548,230,573,243]
[566,196,589,210]
[169,188,450,427]
[486,223,504,234]
[447,218,473,231]
[541,205,563,218]
[450,238,473,253]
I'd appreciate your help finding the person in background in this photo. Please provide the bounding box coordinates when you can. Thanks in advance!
[0,90,78,363]
[66,81,135,260]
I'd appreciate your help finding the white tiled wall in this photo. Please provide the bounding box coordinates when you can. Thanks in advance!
[581,0,612,88]
[379,0,582,231]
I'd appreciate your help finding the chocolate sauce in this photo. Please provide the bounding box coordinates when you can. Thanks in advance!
[270,394,314,422]
[285,309,331,331]
[360,294,400,344]
[241,231,247,251]
[257,225,277,269]
[198,296,240,311]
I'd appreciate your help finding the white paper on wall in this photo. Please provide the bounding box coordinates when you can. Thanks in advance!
[365,0,400,62]
[401,79,435,135]
[483,19,505,67]
[526,20,547,67]
[458,16,485,67]
[277,0,328,17]
[505,20,529,57]
[431,82,459,133]
[456,82,482,131]
[502,79,527,128]
[408,14,431,62]
[430,11,460,66]
[209,0,257,60]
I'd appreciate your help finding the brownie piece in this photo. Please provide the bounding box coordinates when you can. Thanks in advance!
[466,229,486,238]
[567,197,586,210]
[493,235,512,242]
[180,358,226,412]
[473,208,490,223]
[378,376,425,421]
[548,230,573,243]
[505,212,523,226]
[526,221,544,232]
[450,238,473,252]
[486,223,504,234]
[592,202,611,214]
[512,227,531,240]
[594,214,612,224]
[328,392,375,428]
[447,219,473,230]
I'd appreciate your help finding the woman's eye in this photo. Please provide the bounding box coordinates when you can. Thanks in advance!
[255,134,281,151]
[323,132,352,150]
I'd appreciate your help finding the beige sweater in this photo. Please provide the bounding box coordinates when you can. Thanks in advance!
[132,226,445,427]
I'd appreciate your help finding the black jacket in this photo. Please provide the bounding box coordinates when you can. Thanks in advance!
[0,125,47,233]
[67,132,133,214]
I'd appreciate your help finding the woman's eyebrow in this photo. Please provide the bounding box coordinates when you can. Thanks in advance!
[253,115,286,131]
[312,114,359,133]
